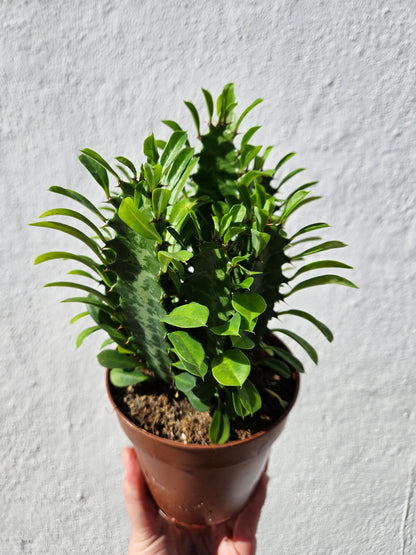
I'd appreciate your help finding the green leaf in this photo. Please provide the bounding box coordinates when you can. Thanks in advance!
[61,296,116,317]
[81,148,119,179]
[241,145,263,172]
[153,164,163,187]
[254,145,274,169]
[239,169,274,187]
[288,274,358,295]
[44,281,115,307]
[231,335,255,350]
[168,331,205,370]
[97,349,138,369]
[280,190,309,223]
[231,390,249,418]
[184,100,201,136]
[210,313,241,336]
[167,147,194,188]
[238,379,262,415]
[174,372,197,393]
[67,269,100,284]
[30,221,105,261]
[48,186,107,222]
[169,156,198,204]
[158,250,192,273]
[34,251,110,286]
[152,188,171,218]
[274,152,296,173]
[114,156,137,177]
[201,88,214,123]
[143,163,155,190]
[232,292,267,322]
[292,241,347,260]
[285,195,322,216]
[79,154,110,196]
[100,324,129,346]
[238,277,254,290]
[39,208,107,242]
[272,328,318,364]
[240,126,261,150]
[228,203,247,224]
[278,167,306,188]
[162,302,209,328]
[250,229,270,257]
[174,373,212,411]
[118,197,162,243]
[209,405,230,444]
[290,222,330,240]
[231,254,250,266]
[100,338,115,349]
[161,120,184,133]
[70,311,89,324]
[233,97,263,133]
[159,131,188,174]
[278,309,334,342]
[143,133,159,163]
[76,326,101,348]
[290,260,353,279]
[109,368,148,387]
[262,358,292,378]
[212,349,251,386]
[173,358,208,379]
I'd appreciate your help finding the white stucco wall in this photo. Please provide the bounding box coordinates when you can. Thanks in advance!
[1,1,415,553]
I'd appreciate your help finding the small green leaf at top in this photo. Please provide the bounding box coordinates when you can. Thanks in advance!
[162,302,209,328]
[212,349,251,387]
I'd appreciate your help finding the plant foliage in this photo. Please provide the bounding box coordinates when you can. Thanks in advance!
[32,83,356,443]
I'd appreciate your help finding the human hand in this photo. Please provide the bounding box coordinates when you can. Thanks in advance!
[122,447,268,555]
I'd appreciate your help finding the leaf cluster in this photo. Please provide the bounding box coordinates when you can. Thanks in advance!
[32,83,356,443]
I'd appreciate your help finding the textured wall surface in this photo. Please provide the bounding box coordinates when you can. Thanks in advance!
[1,1,415,553]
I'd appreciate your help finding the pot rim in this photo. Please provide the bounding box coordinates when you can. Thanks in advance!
[106,368,300,452]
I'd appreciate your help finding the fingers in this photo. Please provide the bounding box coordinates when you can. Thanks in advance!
[122,447,160,537]
[219,470,269,555]
[234,471,269,539]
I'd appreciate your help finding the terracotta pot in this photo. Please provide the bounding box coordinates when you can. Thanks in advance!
[106,368,299,526]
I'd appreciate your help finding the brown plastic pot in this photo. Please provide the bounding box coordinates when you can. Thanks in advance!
[106,369,299,526]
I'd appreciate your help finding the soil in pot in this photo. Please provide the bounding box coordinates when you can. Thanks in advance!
[110,337,298,445]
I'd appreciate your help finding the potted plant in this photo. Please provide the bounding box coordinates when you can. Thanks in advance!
[32,83,356,525]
